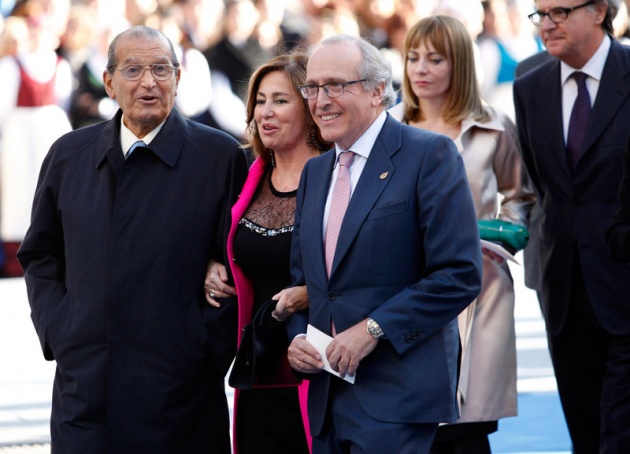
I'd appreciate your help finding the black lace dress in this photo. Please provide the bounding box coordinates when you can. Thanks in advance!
[233,168,309,454]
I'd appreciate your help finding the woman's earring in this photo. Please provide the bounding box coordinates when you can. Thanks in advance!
[306,124,317,148]
[269,149,276,167]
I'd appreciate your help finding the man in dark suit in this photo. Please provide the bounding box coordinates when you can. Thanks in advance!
[17,26,248,453]
[286,34,483,453]
[513,1,630,452]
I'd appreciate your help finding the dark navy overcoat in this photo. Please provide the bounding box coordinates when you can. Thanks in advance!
[18,108,248,453]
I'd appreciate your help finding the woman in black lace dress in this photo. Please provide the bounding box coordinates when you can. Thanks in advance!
[204,51,330,454]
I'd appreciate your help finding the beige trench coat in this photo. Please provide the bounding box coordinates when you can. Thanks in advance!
[390,104,535,422]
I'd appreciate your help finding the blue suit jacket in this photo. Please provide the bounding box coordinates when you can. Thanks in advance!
[514,39,630,336]
[288,114,482,435]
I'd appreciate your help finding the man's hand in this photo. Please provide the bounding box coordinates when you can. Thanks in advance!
[288,336,324,374]
[326,319,378,378]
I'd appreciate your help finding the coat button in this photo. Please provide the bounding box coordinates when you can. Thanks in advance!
[327,292,336,300]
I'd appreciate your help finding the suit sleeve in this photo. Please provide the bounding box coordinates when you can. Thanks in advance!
[514,78,543,199]
[370,135,483,356]
[202,139,249,376]
[287,160,309,339]
[606,135,630,261]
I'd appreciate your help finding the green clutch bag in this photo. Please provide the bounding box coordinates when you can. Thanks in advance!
[478,219,530,253]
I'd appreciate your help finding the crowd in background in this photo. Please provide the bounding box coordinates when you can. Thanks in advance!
[3,2,630,453]
[0,0,629,261]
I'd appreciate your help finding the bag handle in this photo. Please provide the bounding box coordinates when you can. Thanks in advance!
[251,299,278,326]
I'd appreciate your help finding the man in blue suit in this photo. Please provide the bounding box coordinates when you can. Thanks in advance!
[513,1,630,452]
[286,34,483,453]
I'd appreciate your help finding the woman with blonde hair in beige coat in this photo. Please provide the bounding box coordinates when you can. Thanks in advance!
[389,15,535,453]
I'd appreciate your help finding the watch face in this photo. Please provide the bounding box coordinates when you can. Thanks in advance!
[368,319,383,338]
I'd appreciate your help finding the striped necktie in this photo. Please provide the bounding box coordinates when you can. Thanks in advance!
[566,72,591,170]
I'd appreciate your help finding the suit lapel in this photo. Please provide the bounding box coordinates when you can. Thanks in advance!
[532,62,571,179]
[306,151,336,277]
[329,116,399,277]
[580,40,630,163]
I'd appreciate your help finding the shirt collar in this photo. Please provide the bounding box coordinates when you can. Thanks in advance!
[334,110,387,162]
[560,34,611,85]
[120,115,166,155]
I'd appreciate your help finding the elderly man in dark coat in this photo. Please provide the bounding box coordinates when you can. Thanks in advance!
[17,26,248,453]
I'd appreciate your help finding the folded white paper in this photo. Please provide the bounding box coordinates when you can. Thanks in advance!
[480,239,520,265]
[306,324,356,384]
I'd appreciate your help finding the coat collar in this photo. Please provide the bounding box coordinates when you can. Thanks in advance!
[231,157,266,225]
[460,107,505,136]
[94,108,187,170]
[389,102,505,148]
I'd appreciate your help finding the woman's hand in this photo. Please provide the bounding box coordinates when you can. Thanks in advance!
[204,260,237,307]
[271,286,308,321]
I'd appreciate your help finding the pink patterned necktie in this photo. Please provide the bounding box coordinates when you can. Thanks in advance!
[566,72,591,170]
[325,151,355,277]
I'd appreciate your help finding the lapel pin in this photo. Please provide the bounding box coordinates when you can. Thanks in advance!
[380,172,388,180]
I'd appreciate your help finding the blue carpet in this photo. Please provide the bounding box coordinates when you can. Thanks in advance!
[489,392,572,453]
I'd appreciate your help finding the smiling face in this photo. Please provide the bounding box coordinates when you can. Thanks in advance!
[254,70,308,154]
[103,33,180,138]
[406,40,452,106]
[305,40,384,151]
[535,0,607,67]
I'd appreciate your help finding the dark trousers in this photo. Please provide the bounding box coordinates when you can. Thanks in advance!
[548,256,630,454]
[313,378,438,454]
[430,421,497,454]
[236,387,309,454]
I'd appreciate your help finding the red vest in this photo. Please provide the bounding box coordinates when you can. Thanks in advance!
[16,56,61,107]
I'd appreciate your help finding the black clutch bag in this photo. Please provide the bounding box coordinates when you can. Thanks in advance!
[478,219,530,254]
[228,299,299,390]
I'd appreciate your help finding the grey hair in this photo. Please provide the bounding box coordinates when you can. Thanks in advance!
[314,34,397,108]
[587,0,617,35]
[106,25,180,74]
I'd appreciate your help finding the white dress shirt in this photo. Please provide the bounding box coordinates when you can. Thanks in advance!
[120,115,165,156]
